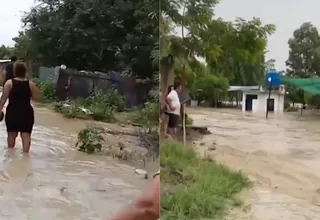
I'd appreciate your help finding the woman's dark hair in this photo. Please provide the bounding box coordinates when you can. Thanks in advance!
[14,62,27,78]
[167,85,174,95]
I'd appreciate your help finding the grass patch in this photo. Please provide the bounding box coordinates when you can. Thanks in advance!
[160,141,250,220]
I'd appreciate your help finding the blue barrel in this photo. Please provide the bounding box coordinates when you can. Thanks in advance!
[265,71,280,86]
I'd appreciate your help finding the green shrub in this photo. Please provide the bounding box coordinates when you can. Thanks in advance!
[161,141,250,220]
[131,102,159,129]
[76,126,104,154]
[83,89,124,122]
[186,116,193,125]
[53,89,123,122]
[34,77,55,102]
[74,97,91,108]
[90,103,116,122]
[53,102,78,118]
[89,89,125,112]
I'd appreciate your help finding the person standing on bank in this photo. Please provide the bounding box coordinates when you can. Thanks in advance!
[160,85,174,137]
[0,62,41,153]
[2,56,17,87]
[165,82,181,137]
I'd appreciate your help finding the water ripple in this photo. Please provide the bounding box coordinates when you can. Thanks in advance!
[0,122,145,219]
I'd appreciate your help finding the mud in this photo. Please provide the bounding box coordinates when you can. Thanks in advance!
[188,108,320,220]
[0,105,150,219]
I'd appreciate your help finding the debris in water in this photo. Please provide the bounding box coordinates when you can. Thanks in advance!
[118,142,125,150]
[60,186,67,193]
[80,107,93,114]
[95,189,107,192]
[135,169,148,179]
[62,103,70,108]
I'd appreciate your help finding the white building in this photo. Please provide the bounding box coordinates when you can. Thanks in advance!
[240,85,285,113]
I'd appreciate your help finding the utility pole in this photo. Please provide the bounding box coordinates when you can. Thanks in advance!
[266,77,272,119]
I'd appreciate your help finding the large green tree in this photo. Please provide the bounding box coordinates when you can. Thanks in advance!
[18,0,158,78]
[286,22,320,78]
[0,45,12,59]
[284,22,320,106]
[216,18,275,86]
[161,0,276,105]
[11,31,31,60]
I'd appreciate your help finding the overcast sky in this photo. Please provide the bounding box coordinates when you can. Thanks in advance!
[0,0,34,46]
[173,0,320,71]
[2,0,320,71]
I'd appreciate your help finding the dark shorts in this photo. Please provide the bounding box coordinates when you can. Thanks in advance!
[165,112,179,128]
[5,105,34,133]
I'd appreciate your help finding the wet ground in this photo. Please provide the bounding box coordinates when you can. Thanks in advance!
[188,108,320,220]
[0,106,147,220]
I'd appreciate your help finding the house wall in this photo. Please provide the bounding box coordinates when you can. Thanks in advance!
[242,91,284,113]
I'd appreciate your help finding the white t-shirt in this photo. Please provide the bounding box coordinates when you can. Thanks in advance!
[166,90,180,115]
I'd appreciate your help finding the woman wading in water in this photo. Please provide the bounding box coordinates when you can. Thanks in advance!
[0,62,41,153]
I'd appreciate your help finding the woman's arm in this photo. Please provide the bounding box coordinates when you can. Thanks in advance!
[110,174,160,220]
[0,80,12,110]
[29,81,41,102]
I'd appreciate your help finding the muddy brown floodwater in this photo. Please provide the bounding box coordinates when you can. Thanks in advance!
[188,108,320,220]
[0,105,147,220]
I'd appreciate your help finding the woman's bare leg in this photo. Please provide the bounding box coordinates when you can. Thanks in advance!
[7,132,18,148]
[163,115,169,137]
[159,114,166,134]
[20,132,31,153]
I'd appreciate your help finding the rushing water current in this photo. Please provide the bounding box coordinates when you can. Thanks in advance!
[189,108,320,220]
[0,104,146,220]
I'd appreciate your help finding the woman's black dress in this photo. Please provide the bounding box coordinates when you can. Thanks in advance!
[5,79,34,133]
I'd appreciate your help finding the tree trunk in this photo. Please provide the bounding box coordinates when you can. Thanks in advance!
[160,56,174,93]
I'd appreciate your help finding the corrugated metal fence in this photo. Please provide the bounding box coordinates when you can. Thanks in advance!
[39,66,152,107]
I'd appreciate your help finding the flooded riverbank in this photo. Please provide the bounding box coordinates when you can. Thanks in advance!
[0,106,150,219]
[188,108,320,219]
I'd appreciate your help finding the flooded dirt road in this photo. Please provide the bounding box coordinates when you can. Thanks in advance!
[0,106,147,220]
[188,108,320,220]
